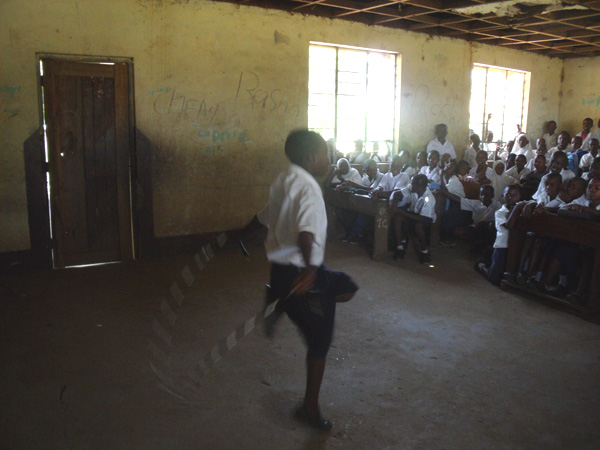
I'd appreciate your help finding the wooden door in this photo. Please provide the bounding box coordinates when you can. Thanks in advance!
[43,60,133,268]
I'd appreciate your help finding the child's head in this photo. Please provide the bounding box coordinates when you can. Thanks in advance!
[494,161,505,175]
[546,120,557,134]
[363,159,378,179]
[480,184,494,207]
[336,158,350,175]
[536,138,547,155]
[458,160,470,176]
[398,150,410,165]
[544,173,562,199]
[506,153,517,170]
[590,138,599,156]
[435,124,448,140]
[416,151,428,168]
[571,136,583,151]
[445,161,458,177]
[411,174,428,196]
[503,184,521,208]
[550,151,568,173]
[355,139,364,153]
[582,117,593,132]
[589,157,600,179]
[566,177,587,202]
[427,150,440,168]
[475,150,488,167]
[470,133,481,147]
[285,129,328,176]
[515,154,526,170]
[587,177,600,205]
[517,135,529,149]
[558,131,570,149]
[534,154,547,173]
[389,155,402,176]
[506,140,515,153]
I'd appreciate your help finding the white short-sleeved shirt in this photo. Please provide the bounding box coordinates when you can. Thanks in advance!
[463,146,478,168]
[361,170,384,189]
[446,175,465,198]
[259,163,327,268]
[547,145,572,159]
[397,186,437,222]
[560,197,600,211]
[506,166,531,182]
[419,165,442,185]
[379,172,410,191]
[577,131,598,153]
[536,193,564,208]
[493,206,510,249]
[525,154,551,171]
[401,165,416,179]
[461,198,501,224]
[332,167,362,184]
[543,132,559,149]
[427,138,456,160]
[579,152,597,170]
[469,166,494,180]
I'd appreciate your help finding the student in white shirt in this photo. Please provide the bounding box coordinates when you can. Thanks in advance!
[257,129,358,431]
[489,160,518,203]
[525,138,551,171]
[463,133,481,169]
[532,151,575,201]
[476,185,523,285]
[469,150,493,184]
[542,120,558,149]
[371,155,411,199]
[507,154,531,182]
[338,159,383,192]
[390,174,436,264]
[456,185,502,245]
[582,157,600,181]
[427,123,456,161]
[547,131,572,159]
[327,158,362,185]
[579,138,599,173]
[398,150,416,179]
[576,117,597,153]
[419,150,442,188]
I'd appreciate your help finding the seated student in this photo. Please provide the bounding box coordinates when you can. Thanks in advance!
[522,154,548,189]
[506,154,530,182]
[489,160,517,203]
[567,135,582,175]
[457,160,474,182]
[398,150,416,179]
[476,185,523,285]
[498,140,515,161]
[532,151,575,201]
[326,158,362,186]
[390,174,436,264]
[415,150,428,173]
[541,177,600,298]
[543,120,559,149]
[454,185,501,249]
[505,153,517,171]
[525,138,550,171]
[511,134,534,163]
[436,161,466,243]
[370,155,411,199]
[577,117,597,153]
[427,123,456,162]
[349,139,367,164]
[469,150,493,184]
[463,133,480,169]
[579,137,599,173]
[338,158,383,192]
[419,150,442,189]
[547,131,572,159]
[583,156,600,181]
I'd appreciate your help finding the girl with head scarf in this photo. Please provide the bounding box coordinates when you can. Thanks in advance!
[510,134,534,163]
[490,160,517,203]
[330,158,362,184]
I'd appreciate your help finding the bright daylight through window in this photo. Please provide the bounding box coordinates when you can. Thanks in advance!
[308,43,400,160]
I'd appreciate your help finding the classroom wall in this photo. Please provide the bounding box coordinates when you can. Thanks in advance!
[559,56,600,135]
[0,0,567,253]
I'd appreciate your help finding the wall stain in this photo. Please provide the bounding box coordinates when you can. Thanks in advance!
[274,30,290,45]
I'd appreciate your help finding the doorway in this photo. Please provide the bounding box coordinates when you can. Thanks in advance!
[40,57,134,268]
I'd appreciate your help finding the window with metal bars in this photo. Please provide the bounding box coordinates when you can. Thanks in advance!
[469,63,531,146]
[308,42,400,159]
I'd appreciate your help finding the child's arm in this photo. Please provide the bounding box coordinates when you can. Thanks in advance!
[439,175,462,202]
[504,202,527,229]
[564,204,600,217]
[293,231,318,295]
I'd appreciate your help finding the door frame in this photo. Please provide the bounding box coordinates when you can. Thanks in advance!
[35,53,137,266]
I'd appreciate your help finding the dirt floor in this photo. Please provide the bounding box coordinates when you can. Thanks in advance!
[1,237,599,450]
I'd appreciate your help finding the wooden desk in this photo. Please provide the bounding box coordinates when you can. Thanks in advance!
[324,188,390,260]
[505,213,600,311]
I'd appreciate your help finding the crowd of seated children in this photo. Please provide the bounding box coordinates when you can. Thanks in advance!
[371,155,411,199]
[336,158,383,192]
[390,174,436,264]
[580,138,598,173]
[506,154,530,182]
[427,123,456,163]
[475,185,523,285]
[532,151,575,202]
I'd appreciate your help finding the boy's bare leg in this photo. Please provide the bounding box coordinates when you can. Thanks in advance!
[304,355,326,418]
[394,214,406,245]
[414,222,427,251]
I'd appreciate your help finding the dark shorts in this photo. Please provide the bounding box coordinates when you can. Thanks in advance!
[269,263,359,358]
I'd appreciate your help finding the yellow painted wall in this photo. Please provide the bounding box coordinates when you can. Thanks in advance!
[559,56,600,135]
[0,0,568,252]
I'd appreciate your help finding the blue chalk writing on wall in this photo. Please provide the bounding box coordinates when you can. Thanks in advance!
[581,95,600,108]
[0,85,22,99]
[193,125,251,154]
[235,72,300,117]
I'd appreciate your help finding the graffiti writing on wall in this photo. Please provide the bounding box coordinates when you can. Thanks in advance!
[235,71,300,117]
[153,87,226,125]
[582,95,600,108]
[193,126,251,154]
[0,85,22,99]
